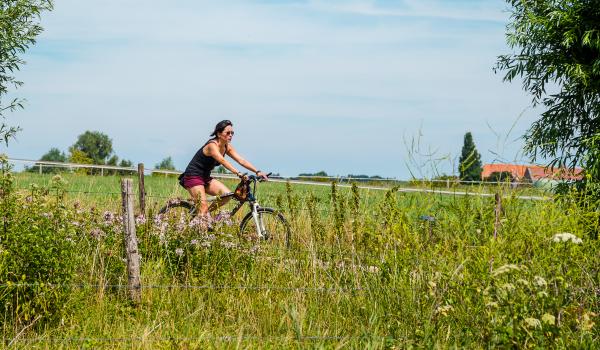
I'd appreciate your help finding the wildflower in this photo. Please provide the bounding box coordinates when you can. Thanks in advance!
[579,311,597,332]
[90,228,105,240]
[41,212,53,219]
[135,214,146,225]
[205,234,216,241]
[523,317,541,329]
[175,248,184,257]
[176,214,187,231]
[103,211,115,225]
[51,174,68,187]
[476,229,482,234]
[220,241,236,249]
[533,276,547,288]
[200,241,211,248]
[214,211,233,226]
[435,304,454,317]
[190,239,199,246]
[189,216,201,228]
[542,313,555,325]
[492,264,520,277]
[552,232,583,244]
[247,245,260,254]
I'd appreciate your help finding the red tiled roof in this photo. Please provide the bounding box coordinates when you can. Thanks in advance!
[481,163,584,181]
[524,166,583,181]
[481,164,528,180]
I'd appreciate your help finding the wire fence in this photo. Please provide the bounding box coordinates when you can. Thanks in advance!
[11,334,385,345]
[6,156,542,185]
[6,157,551,201]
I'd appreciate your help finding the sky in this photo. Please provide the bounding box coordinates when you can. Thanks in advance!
[3,0,540,179]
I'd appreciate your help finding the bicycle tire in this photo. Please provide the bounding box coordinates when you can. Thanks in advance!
[158,199,197,220]
[239,207,291,248]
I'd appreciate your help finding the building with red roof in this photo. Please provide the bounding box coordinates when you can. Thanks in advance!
[481,164,583,182]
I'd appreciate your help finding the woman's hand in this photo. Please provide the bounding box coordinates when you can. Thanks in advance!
[256,170,269,181]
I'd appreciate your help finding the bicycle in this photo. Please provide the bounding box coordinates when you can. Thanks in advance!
[158,173,291,248]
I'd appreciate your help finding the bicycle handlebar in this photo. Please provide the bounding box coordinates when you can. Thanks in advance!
[247,172,272,182]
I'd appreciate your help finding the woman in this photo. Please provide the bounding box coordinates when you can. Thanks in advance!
[179,120,268,217]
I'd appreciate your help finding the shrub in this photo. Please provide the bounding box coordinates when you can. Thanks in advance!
[0,156,78,327]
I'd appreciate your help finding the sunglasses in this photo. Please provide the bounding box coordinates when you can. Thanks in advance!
[224,131,235,136]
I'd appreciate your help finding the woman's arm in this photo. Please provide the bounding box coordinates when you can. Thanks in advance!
[226,145,268,179]
[204,143,245,178]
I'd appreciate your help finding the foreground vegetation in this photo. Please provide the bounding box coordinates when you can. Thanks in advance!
[1,161,598,348]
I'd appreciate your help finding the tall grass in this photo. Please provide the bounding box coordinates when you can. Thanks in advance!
[2,172,598,348]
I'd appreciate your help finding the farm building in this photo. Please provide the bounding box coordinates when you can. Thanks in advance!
[481,163,583,184]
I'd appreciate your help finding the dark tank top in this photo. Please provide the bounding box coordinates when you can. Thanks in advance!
[183,139,228,177]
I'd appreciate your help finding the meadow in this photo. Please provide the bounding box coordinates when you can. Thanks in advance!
[1,165,598,348]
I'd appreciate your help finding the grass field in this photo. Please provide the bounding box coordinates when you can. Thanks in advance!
[2,170,598,348]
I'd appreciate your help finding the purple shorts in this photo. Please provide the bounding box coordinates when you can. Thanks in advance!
[182,175,212,189]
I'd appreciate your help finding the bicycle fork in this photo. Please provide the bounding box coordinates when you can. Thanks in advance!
[250,202,267,239]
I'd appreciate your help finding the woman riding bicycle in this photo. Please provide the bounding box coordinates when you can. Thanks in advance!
[178,120,268,218]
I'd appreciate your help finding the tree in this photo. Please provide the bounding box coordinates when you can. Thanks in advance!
[68,147,93,175]
[0,1,53,145]
[495,0,600,175]
[27,147,66,173]
[72,131,113,164]
[155,156,176,170]
[458,132,483,181]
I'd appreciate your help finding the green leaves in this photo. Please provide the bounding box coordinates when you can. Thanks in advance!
[0,0,53,145]
[497,0,600,173]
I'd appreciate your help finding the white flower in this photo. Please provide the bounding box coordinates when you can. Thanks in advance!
[533,276,547,288]
[175,248,184,257]
[552,232,583,244]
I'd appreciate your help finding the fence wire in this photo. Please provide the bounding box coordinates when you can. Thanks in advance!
[11,334,382,344]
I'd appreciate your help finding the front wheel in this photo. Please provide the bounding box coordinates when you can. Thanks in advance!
[239,207,291,249]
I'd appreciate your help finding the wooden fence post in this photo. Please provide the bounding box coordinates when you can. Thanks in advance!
[137,163,146,215]
[493,193,502,239]
[121,179,141,304]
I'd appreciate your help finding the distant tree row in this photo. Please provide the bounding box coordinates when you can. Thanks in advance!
[29,131,132,174]
[30,130,177,175]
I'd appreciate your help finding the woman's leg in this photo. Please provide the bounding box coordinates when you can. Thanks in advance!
[187,185,209,215]
[205,179,232,212]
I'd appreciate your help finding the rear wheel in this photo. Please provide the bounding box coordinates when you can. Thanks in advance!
[239,207,291,249]
[158,199,196,223]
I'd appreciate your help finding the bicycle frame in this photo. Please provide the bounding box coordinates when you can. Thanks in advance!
[208,175,268,239]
